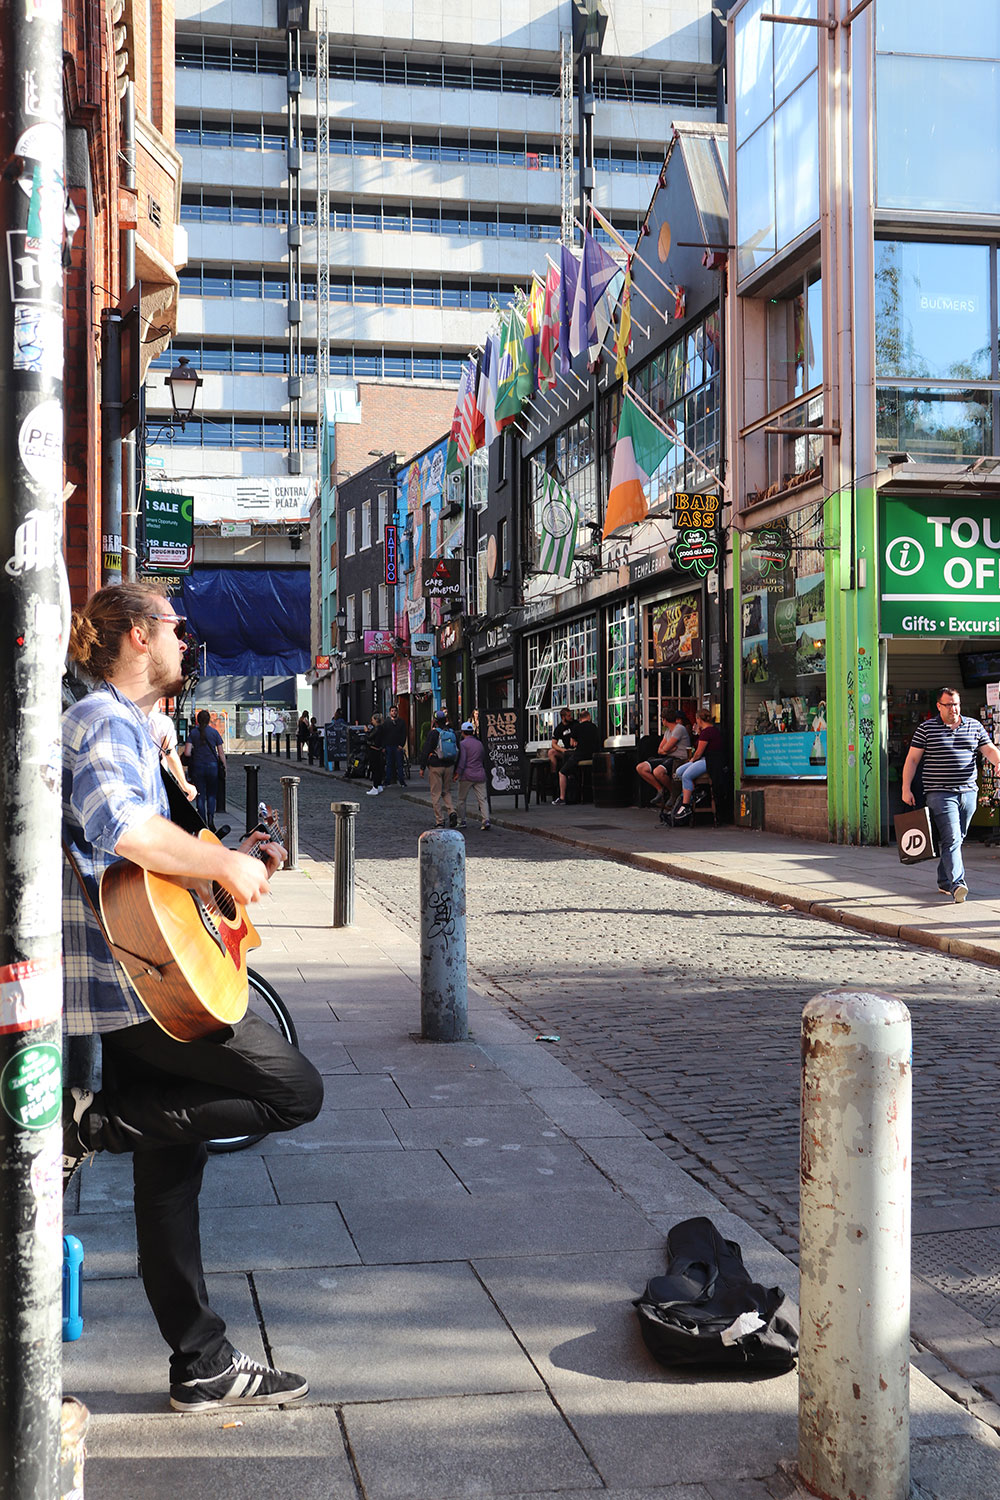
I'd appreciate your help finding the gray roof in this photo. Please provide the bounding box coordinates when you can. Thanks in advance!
[672,122,729,253]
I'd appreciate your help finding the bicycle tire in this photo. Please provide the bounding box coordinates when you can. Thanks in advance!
[206,968,298,1154]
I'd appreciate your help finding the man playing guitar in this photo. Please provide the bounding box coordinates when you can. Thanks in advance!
[62,582,323,1412]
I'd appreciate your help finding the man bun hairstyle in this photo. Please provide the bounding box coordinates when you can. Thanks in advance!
[68,582,163,681]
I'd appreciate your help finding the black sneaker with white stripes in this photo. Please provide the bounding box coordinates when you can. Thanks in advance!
[169,1351,309,1412]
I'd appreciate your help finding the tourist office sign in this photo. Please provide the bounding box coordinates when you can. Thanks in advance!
[879,496,1000,635]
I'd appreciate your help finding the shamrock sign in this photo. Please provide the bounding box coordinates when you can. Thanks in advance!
[671,528,719,577]
[747,525,792,577]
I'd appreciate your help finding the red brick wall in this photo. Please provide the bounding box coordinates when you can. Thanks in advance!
[335,383,456,479]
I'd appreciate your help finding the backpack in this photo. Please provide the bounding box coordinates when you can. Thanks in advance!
[436,727,458,762]
[633,1216,798,1374]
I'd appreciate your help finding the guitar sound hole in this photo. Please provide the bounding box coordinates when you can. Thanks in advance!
[212,883,237,921]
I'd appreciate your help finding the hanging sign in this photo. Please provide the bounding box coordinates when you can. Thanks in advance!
[362,630,395,656]
[422,557,462,600]
[744,524,792,589]
[671,529,719,576]
[410,632,436,659]
[384,524,398,584]
[314,654,332,671]
[671,490,721,530]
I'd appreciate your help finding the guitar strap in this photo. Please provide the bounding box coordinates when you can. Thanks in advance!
[62,840,173,985]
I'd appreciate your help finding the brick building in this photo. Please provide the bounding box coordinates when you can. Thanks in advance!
[62,0,183,604]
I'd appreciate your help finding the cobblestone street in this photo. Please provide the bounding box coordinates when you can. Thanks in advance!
[243,757,1000,1276]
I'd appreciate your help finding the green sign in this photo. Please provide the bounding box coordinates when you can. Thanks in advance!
[0,1043,62,1130]
[880,496,1000,636]
[142,490,194,573]
[671,528,719,577]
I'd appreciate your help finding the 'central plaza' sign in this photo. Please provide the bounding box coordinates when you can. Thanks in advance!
[879,496,1000,635]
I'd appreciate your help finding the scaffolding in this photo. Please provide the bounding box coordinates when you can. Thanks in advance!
[559,29,574,246]
[315,2,330,440]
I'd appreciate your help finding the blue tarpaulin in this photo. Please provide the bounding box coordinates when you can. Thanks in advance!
[181,567,310,677]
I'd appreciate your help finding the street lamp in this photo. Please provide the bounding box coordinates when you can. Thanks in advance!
[164,356,203,429]
[335,604,347,635]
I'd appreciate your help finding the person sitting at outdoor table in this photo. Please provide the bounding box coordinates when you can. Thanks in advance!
[671,708,723,825]
[636,710,691,809]
[546,708,577,783]
[554,709,601,805]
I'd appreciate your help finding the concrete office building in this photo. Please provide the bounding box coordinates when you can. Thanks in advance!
[145,0,723,499]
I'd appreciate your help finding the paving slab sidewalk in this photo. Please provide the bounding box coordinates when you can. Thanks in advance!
[64,858,1000,1499]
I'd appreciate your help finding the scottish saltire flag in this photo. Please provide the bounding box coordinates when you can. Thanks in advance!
[603,393,672,538]
[558,244,580,374]
[570,232,621,359]
[539,264,560,391]
[537,473,580,579]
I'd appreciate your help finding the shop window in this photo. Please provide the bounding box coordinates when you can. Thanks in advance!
[739,507,827,779]
[876,388,992,463]
[606,602,638,739]
[643,594,702,734]
[525,617,598,744]
[874,242,991,382]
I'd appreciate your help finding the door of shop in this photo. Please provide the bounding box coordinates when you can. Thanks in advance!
[643,591,703,731]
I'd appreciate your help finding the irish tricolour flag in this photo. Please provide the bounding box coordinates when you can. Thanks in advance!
[602,394,672,539]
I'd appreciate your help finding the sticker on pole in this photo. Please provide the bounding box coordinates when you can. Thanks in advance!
[0,955,62,1033]
[0,1043,62,1130]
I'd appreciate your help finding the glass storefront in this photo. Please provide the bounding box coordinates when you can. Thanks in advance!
[740,507,827,776]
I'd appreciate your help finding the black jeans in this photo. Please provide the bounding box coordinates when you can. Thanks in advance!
[96,1014,323,1382]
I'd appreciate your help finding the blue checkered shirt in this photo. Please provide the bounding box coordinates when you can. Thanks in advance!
[62,683,169,1034]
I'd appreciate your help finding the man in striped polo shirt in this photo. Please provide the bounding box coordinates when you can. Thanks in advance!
[901,687,1000,902]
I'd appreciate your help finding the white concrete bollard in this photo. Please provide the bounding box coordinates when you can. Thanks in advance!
[418,829,468,1041]
[798,990,912,1500]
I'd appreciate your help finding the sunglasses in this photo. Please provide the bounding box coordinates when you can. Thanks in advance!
[150,614,187,639]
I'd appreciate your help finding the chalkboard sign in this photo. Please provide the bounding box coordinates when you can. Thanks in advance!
[325,719,349,765]
[483,710,523,798]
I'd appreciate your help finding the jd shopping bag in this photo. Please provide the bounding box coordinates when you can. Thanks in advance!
[893,806,937,864]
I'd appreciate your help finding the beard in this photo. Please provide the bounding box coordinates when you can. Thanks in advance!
[148,646,186,698]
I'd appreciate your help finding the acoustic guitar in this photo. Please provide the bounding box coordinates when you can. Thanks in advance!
[99,811,281,1042]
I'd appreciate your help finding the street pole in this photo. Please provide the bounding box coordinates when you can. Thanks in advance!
[0,1,68,1495]
[799,990,911,1500]
[418,829,468,1041]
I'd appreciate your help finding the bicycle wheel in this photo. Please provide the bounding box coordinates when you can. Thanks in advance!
[206,968,298,1154]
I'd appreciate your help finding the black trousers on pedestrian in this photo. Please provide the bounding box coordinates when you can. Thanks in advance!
[95,1014,324,1383]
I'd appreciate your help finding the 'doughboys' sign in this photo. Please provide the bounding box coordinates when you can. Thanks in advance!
[880,496,1000,635]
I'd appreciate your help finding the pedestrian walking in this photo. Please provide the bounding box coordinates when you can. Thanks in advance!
[901,686,1000,901]
[296,710,310,759]
[365,713,388,796]
[182,708,225,831]
[455,720,490,829]
[381,704,408,788]
[418,708,458,827]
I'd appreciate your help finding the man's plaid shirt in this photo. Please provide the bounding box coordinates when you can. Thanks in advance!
[63,683,169,1034]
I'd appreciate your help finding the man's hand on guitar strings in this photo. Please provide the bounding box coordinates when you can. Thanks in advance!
[241,830,287,877]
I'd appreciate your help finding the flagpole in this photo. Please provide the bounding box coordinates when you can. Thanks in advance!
[624,383,725,491]
[585,204,682,304]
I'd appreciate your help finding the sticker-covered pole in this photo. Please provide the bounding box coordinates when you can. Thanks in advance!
[799,991,912,1500]
[0,2,68,1495]
[419,830,468,1041]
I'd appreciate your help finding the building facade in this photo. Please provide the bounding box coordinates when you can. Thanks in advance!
[727,0,1000,843]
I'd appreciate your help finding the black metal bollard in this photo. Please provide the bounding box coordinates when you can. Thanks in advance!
[285,733,291,759]
[331,801,358,926]
[280,776,299,870]
[266,732,272,755]
[244,764,260,836]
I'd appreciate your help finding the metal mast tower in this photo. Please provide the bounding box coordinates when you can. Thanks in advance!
[314,2,330,439]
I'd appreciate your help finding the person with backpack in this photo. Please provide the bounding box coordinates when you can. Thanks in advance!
[454,720,490,830]
[418,708,458,827]
[182,708,225,831]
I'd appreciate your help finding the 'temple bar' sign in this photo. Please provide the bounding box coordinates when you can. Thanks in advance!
[384,524,398,585]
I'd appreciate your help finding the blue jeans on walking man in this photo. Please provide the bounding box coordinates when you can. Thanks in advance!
[925,789,977,893]
[383,745,406,785]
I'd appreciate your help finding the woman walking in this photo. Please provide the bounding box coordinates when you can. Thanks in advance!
[183,709,226,830]
[455,720,490,830]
